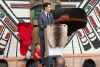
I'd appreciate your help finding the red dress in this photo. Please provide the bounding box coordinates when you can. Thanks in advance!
[18,23,33,56]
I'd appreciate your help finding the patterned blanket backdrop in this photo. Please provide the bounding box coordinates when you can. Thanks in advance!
[0,0,100,67]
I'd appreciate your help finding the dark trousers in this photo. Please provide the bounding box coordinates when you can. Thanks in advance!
[39,30,45,58]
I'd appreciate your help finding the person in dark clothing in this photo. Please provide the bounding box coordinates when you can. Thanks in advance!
[26,59,35,67]
[0,59,8,67]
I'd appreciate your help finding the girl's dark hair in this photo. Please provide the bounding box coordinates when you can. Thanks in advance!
[0,59,8,67]
[53,8,87,36]
[26,59,34,67]
[83,59,96,67]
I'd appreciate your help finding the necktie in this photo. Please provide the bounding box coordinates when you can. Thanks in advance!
[47,13,50,24]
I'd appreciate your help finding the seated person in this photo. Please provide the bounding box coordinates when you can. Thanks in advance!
[55,56,65,67]
[83,59,96,67]
[0,59,8,67]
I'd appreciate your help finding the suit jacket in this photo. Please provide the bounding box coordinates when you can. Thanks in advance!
[38,11,54,30]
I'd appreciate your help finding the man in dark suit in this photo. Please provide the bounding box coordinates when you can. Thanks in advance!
[37,2,54,63]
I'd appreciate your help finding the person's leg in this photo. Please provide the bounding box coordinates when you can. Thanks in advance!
[39,30,45,64]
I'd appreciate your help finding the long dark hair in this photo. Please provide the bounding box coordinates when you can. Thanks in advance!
[53,8,87,36]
